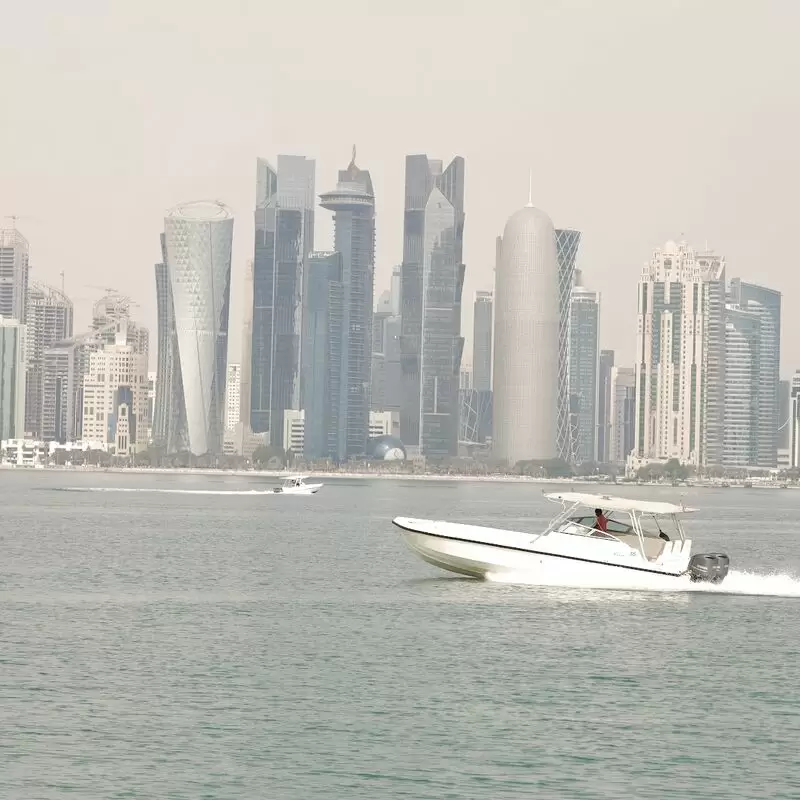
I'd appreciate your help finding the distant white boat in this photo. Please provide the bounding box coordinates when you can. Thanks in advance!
[393,491,730,588]
[272,475,323,495]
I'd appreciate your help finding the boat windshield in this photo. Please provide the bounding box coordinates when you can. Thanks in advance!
[562,512,681,541]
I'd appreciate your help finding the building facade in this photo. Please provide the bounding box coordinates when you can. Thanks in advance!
[250,155,315,446]
[81,334,149,453]
[473,290,493,392]
[728,279,781,468]
[225,364,241,431]
[24,282,74,437]
[568,278,600,465]
[597,349,615,464]
[152,238,187,453]
[0,317,26,441]
[300,251,343,461]
[609,366,636,465]
[319,151,376,460]
[399,154,465,458]
[492,205,559,465]
[723,305,761,468]
[0,228,30,324]
[634,241,726,468]
[162,200,233,456]
[555,229,581,460]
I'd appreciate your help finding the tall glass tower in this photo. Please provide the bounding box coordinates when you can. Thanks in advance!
[319,150,376,460]
[250,155,315,448]
[727,279,781,467]
[162,200,233,456]
[555,229,581,460]
[568,279,600,465]
[399,154,465,458]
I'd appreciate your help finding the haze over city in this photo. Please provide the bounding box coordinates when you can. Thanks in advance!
[3,0,799,368]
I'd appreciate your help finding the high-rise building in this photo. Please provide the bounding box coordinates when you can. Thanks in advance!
[153,233,186,453]
[778,379,791,468]
[493,204,559,465]
[301,251,342,461]
[568,278,600,465]
[723,305,761,468]
[473,290,493,392]
[555,229,581,460]
[92,292,149,355]
[81,332,149,454]
[0,317,26,440]
[790,372,800,468]
[0,228,30,324]
[372,270,401,413]
[597,350,615,464]
[634,241,726,467]
[399,154,465,458]
[609,366,636,465]
[318,150,376,460]
[727,279,781,468]
[24,282,74,437]
[225,364,241,431]
[42,334,102,443]
[250,155,315,446]
[162,200,233,456]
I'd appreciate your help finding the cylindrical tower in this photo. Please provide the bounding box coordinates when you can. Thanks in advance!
[492,205,560,465]
[163,200,234,456]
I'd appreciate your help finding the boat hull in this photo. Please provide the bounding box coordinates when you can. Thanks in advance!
[274,483,323,495]
[394,517,692,590]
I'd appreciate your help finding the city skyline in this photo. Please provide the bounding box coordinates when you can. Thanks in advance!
[4,5,798,378]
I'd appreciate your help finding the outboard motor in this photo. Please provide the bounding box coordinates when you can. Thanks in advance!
[688,553,730,584]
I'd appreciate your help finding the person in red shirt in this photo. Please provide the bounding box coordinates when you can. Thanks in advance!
[592,508,609,535]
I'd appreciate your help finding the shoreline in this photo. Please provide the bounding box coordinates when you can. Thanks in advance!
[1,464,794,488]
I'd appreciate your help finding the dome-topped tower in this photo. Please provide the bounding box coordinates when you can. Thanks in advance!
[492,204,560,466]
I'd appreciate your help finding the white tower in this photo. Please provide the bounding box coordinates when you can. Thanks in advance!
[492,204,560,465]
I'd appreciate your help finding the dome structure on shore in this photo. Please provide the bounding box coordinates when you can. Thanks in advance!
[367,435,407,461]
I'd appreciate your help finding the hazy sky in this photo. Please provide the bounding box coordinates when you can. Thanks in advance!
[2,0,799,371]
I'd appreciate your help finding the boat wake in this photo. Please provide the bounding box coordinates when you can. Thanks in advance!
[485,568,800,598]
[59,487,276,496]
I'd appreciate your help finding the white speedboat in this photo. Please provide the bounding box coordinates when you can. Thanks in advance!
[392,491,730,587]
[272,475,323,495]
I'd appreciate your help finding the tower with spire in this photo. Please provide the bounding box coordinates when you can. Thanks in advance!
[310,147,376,461]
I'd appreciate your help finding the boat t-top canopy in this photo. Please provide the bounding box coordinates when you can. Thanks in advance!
[544,492,696,516]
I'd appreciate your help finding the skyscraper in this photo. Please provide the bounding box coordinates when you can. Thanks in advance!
[0,228,30,324]
[555,229,581,460]
[371,270,401,413]
[250,155,315,447]
[24,282,73,437]
[790,372,800,468]
[42,333,102,444]
[634,241,726,467]
[319,150,376,460]
[399,154,465,458]
[301,251,343,461]
[153,232,186,452]
[728,279,781,468]
[568,277,600,465]
[162,200,233,456]
[597,349,615,464]
[493,204,559,465]
[81,331,149,454]
[473,290,493,392]
[723,305,761,467]
[609,366,636,465]
[0,317,26,440]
